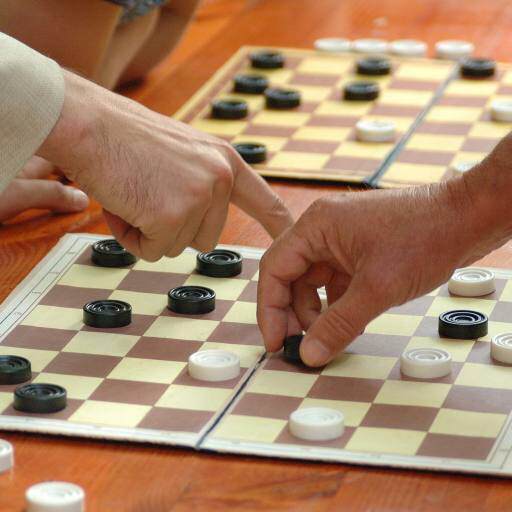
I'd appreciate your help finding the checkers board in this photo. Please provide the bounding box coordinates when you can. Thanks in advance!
[174,46,454,185]
[2,234,512,477]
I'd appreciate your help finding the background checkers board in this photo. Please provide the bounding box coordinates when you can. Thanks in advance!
[174,46,512,188]
[2,234,512,476]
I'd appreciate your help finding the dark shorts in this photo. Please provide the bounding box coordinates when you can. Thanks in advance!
[106,0,168,23]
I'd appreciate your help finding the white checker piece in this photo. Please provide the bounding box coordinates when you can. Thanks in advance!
[435,40,474,60]
[314,38,351,52]
[491,99,512,122]
[188,349,240,382]
[450,160,479,174]
[390,39,427,57]
[0,439,13,473]
[356,119,396,142]
[491,333,512,364]
[352,38,389,54]
[289,407,345,441]
[448,267,496,297]
[26,481,85,512]
[400,348,452,379]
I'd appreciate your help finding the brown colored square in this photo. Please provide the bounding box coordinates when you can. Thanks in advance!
[416,121,471,136]
[417,433,495,460]
[497,84,512,95]
[361,403,438,431]
[118,270,188,294]
[443,384,512,414]
[308,375,383,402]
[489,301,512,323]
[137,407,213,433]
[388,360,462,384]
[413,316,439,337]
[437,95,488,107]
[207,322,263,346]
[461,137,497,153]
[325,156,381,174]
[237,257,260,280]
[1,325,75,351]
[172,366,242,389]
[289,73,340,87]
[81,313,156,337]
[294,102,321,114]
[264,352,323,375]
[387,79,440,91]
[232,392,303,419]
[275,424,355,449]
[346,333,410,357]
[161,299,234,321]
[127,337,202,362]
[1,398,83,420]
[241,125,297,138]
[368,104,422,117]
[238,281,258,302]
[387,296,436,316]
[43,352,121,378]
[395,149,454,166]
[307,115,357,128]
[89,379,167,405]
[282,139,340,154]
[40,285,114,309]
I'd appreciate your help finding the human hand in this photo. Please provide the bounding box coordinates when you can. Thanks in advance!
[38,71,292,260]
[0,156,88,222]
[257,157,512,367]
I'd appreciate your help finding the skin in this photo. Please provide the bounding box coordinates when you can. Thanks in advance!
[34,70,292,260]
[257,134,512,367]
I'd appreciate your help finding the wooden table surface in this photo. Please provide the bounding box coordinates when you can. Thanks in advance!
[2,0,512,510]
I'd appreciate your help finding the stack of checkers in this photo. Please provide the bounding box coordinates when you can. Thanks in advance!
[0,240,245,417]
[218,50,397,167]
[279,266,512,442]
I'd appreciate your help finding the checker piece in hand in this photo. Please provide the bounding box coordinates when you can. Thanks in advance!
[233,74,269,94]
[283,334,304,364]
[91,239,136,267]
[168,286,216,315]
[356,57,391,76]
[265,88,301,109]
[460,57,496,78]
[14,383,67,413]
[83,300,132,328]
[438,310,488,339]
[196,249,242,277]
[233,143,267,164]
[343,81,380,101]
[250,50,285,69]
[211,99,248,120]
[0,355,31,385]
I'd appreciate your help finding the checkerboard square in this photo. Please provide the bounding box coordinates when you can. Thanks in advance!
[345,427,426,456]
[365,314,423,337]
[33,372,101,400]
[322,353,396,380]
[22,305,83,331]
[0,325,75,352]
[0,345,57,372]
[456,362,512,390]
[59,264,129,289]
[247,370,317,397]
[40,285,112,309]
[307,375,383,402]
[127,337,202,362]
[44,352,121,378]
[156,384,232,411]
[107,289,165,318]
[138,407,214,432]
[417,433,494,460]
[184,274,249,301]
[347,333,410,357]
[232,393,303,419]
[63,331,139,357]
[117,270,188,294]
[207,322,262,346]
[214,414,287,443]
[70,400,151,428]
[134,252,196,274]
[108,357,185,384]
[89,379,167,405]
[361,403,438,431]
[430,408,506,438]
[425,296,496,318]
[144,316,219,341]
[223,301,257,324]
[375,380,451,408]
[443,384,512,414]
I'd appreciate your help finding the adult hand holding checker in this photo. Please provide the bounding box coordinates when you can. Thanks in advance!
[257,135,512,366]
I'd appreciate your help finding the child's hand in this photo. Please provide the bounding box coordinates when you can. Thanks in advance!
[0,156,88,222]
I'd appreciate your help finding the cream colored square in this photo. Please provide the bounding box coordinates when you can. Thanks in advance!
[322,353,396,380]
[70,401,150,428]
[292,85,332,102]
[500,280,512,302]
[33,373,101,400]
[59,264,129,290]
[379,89,432,107]
[0,392,12,412]
[450,151,487,166]
[407,133,465,152]
[297,57,352,74]
[21,305,83,331]
[425,296,496,319]
[0,346,57,372]
[144,316,218,341]
[469,121,512,139]
[134,251,197,273]
[223,301,257,324]
[293,126,351,142]
[108,357,185,384]
[501,70,512,85]
[300,398,370,427]
[430,408,506,438]
[109,290,165,316]
[456,363,512,390]
[405,337,474,363]
[426,106,482,123]
[251,270,259,282]
[315,100,371,116]
[394,63,451,81]
[63,331,138,357]
[184,274,249,301]
[375,380,451,407]
[191,118,247,137]
[444,80,499,97]
[382,163,446,184]
[334,141,393,158]
[268,152,329,170]
[346,427,426,455]
[247,370,317,397]
[252,111,310,127]
[231,135,287,152]
[199,342,263,368]
[156,384,232,411]
[213,414,286,443]
[365,314,423,337]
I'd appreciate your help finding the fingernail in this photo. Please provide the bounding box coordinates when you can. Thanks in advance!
[301,338,332,367]
[71,189,89,210]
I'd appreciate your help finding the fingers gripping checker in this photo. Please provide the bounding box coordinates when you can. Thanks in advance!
[196,249,243,278]
[289,407,345,441]
[400,348,452,379]
[448,268,496,297]
[188,350,240,382]
[91,239,136,267]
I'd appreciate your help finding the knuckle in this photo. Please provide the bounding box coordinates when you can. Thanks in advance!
[321,308,359,347]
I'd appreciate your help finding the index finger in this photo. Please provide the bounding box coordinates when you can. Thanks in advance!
[257,229,312,351]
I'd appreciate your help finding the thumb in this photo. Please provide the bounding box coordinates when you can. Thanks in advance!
[300,277,382,367]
